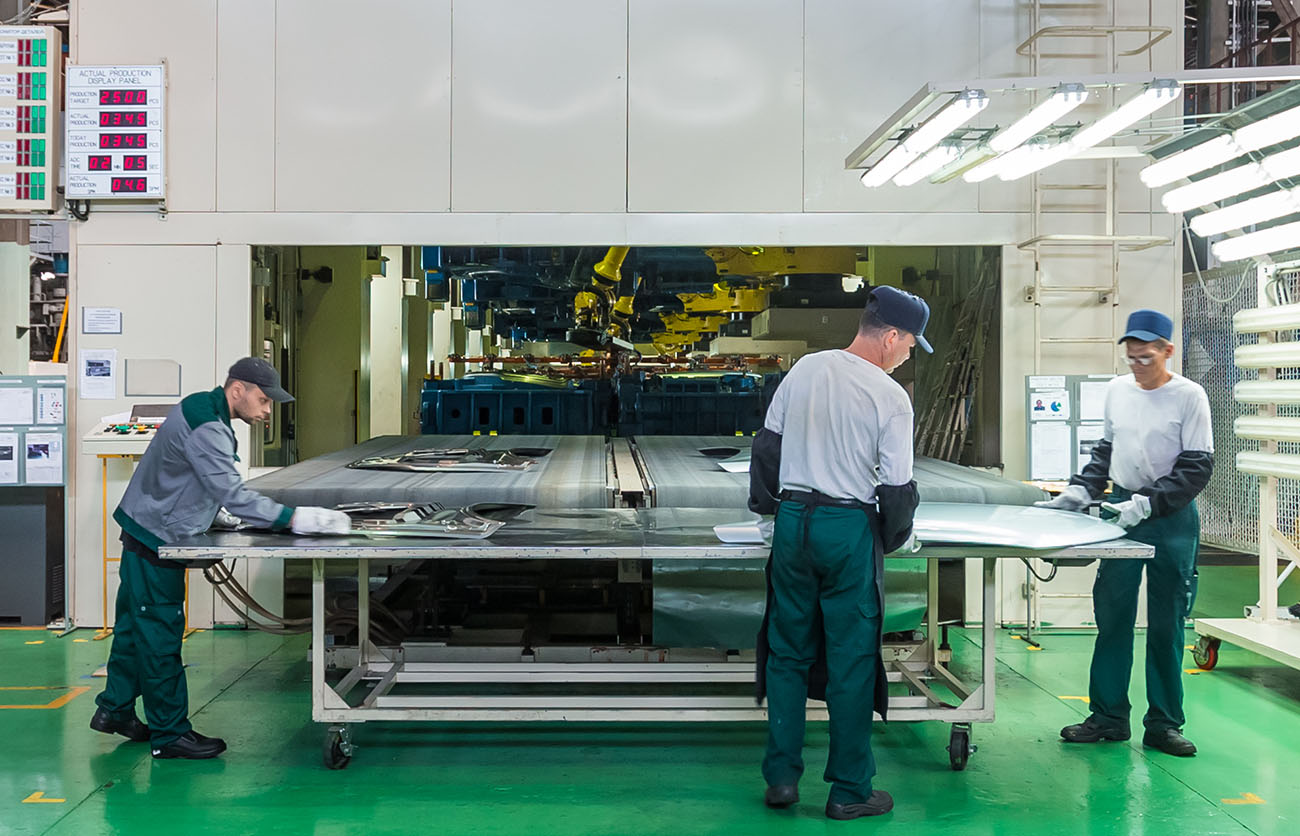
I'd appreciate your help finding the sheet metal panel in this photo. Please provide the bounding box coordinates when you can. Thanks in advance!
[245,435,612,509]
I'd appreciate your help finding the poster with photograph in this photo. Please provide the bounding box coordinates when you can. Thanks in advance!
[24,432,63,484]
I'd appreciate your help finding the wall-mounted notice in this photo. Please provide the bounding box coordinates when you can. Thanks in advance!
[1030,421,1072,480]
[1030,389,1070,422]
[0,385,32,424]
[24,430,61,483]
[79,348,117,399]
[1077,423,1106,473]
[0,431,16,484]
[81,306,122,334]
[36,386,62,423]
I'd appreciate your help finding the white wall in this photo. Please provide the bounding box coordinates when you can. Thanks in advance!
[66,0,1184,626]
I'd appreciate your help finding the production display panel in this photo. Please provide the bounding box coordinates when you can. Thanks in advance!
[65,65,165,200]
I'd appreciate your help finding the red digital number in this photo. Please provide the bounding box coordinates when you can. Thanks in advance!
[99,134,146,149]
[88,155,112,171]
[123,155,147,171]
[110,177,147,193]
[99,111,147,128]
[99,89,148,106]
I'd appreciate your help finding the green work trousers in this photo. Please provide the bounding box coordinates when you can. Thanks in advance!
[1089,491,1199,733]
[762,500,880,804]
[95,547,192,746]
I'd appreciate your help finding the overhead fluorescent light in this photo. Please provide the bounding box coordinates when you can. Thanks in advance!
[1142,101,1300,188]
[893,142,964,186]
[1233,301,1300,333]
[1234,340,1300,368]
[1211,217,1300,262]
[1233,379,1300,403]
[987,83,1089,153]
[994,140,1071,181]
[1163,146,1300,213]
[929,145,997,183]
[861,89,988,187]
[996,80,1182,182]
[1189,188,1300,237]
[1236,451,1300,480]
[1234,416,1300,443]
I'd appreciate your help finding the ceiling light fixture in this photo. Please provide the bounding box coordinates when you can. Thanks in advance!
[1141,101,1300,188]
[1211,217,1300,262]
[861,89,989,187]
[1163,146,1300,213]
[893,141,964,186]
[1189,187,1300,236]
[987,83,1089,153]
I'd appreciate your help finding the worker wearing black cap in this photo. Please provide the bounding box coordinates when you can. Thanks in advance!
[91,357,351,760]
[1039,309,1214,757]
[749,285,930,819]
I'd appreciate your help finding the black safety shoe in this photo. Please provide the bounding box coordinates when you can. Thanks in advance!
[89,707,150,742]
[151,730,227,760]
[764,784,798,808]
[826,790,894,820]
[1143,728,1197,757]
[1289,602,1300,618]
[1061,716,1131,743]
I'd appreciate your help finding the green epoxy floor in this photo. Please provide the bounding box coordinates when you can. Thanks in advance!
[3,564,1297,836]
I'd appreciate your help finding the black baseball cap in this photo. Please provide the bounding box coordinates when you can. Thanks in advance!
[1119,309,1174,344]
[868,285,933,353]
[227,356,294,403]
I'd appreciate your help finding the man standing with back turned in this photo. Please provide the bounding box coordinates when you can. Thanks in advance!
[749,286,930,819]
[90,357,351,759]
[1038,310,1214,756]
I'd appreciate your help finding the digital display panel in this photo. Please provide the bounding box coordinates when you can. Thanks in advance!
[99,89,147,106]
[122,155,147,171]
[87,155,112,171]
[99,111,147,127]
[110,177,147,193]
[98,133,146,149]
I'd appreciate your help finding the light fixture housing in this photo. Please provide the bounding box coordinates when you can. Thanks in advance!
[1236,451,1300,480]
[1163,145,1300,213]
[861,89,988,187]
[1233,380,1300,404]
[997,80,1182,182]
[1234,415,1300,443]
[1189,187,1300,237]
[1234,301,1300,333]
[987,83,1089,153]
[893,141,964,186]
[1211,218,1300,262]
[1142,101,1300,188]
[1234,341,1300,368]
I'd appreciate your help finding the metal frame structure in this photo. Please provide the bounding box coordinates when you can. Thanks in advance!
[1194,260,1300,673]
[162,509,1151,770]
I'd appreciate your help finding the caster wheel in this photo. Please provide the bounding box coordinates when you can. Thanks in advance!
[323,726,353,769]
[947,725,974,771]
[1192,636,1220,670]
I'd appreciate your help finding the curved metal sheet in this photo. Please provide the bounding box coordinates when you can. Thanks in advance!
[913,502,1125,549]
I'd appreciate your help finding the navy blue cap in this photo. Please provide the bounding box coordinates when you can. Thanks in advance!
[1119,309,1173,344]
[868,285,933,353]
[228,356,294,403]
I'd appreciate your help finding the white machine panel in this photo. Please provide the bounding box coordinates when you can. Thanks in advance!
[65,65,165,200]
[0,26,59,210]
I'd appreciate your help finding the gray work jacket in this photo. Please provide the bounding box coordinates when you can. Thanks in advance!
[114,387,294,553]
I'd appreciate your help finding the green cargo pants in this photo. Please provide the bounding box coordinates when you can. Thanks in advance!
[1089,489,1199,733]
[762,500,880,804]
[94,546,193,746]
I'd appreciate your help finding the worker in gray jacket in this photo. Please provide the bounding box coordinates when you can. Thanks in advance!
[90,357,350,760]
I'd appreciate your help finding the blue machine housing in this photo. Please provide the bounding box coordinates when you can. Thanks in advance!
[420,374,613,435]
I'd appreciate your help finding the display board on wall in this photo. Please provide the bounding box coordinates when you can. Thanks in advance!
[0,375,66,486]
[0,26,61,211]
[1026,374,1115,481]
[64,64,165,200]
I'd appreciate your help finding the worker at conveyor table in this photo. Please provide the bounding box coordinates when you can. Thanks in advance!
[90,357,351,760]
[749,286,928,820]
[1038,310,1214,757]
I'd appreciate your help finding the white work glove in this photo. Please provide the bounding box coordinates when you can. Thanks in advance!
[1101,494,1151,529]
[1033,484,1092,513]
[212,507,243,530]
[895,533,922,554]
[290,507,353,536]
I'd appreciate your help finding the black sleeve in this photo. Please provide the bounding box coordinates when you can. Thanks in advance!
[1068,439,1113,499]
[748,428,783,515]
[876,481,920,553]
[1137,451,1215,517]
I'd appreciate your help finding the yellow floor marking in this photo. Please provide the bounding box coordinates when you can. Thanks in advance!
[22,792,65,804]
[1185,668,1207,675]
[0,626,49,631]
[24,641,44,645]
[1185,644,1195,650]
[1059,696,1091,703]
[0,686,91,710]
[1027,646,1042,652]
[73,639,88,643]
[1223,793,1266,805]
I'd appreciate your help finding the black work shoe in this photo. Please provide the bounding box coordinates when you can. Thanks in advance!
[1288,602,1300,618]
[89,707,150,742]
[151,730,227,760]
[1060,716,1131,743]
[826,790,894,820]
[764,784,798,808]
[1143,728,1197,757]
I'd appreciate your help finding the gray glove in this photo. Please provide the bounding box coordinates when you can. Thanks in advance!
[1033,484,1092,513]
[290,507,352,535]
[212,507,244,530]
